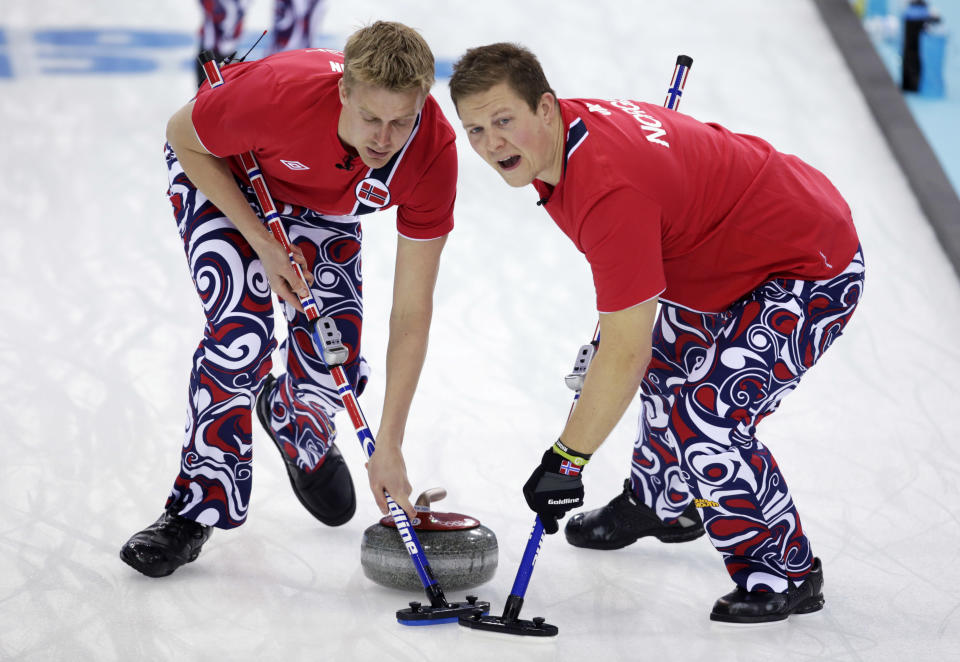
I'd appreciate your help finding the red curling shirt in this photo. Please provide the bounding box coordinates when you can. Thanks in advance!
[533,99,859,313]
[191,48,456,240]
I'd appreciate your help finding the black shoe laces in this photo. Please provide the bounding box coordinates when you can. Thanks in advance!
[158,511,201,540]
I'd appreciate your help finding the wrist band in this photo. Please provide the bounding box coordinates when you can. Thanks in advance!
[552,439,592,468]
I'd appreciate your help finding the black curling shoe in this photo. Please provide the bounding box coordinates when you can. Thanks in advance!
[120,509,213,578]
[710,558,825,624]
[256,374,356,526]
[564,479,705,549]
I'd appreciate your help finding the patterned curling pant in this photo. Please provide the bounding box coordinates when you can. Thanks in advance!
[199,0,327,57]
[630,248,865,592]
[163,144,367,528]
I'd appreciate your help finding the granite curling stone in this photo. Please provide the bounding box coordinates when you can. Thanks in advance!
[360,488,498,591]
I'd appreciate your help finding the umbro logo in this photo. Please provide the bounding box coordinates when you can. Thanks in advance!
[280,159,310,171]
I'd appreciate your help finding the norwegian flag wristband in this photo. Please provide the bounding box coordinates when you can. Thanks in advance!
[551,439,592,477]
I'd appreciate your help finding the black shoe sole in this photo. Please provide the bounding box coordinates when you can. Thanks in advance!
[794,594,826,614]
[284,451,356,527]
[256,376,355,527]
[566,529,704,550]
[565,536,638,551]
[271,440,356,527]
[655,526,707,544]
[119,545,203,578]
[566,522,705,550]
[709,594,825,624]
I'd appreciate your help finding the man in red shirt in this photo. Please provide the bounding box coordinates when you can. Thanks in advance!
[121,21,457,578]
[450,43,864,623]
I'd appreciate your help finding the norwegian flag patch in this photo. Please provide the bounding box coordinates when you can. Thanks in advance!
[558,460,581,477]
[355,178,391,208]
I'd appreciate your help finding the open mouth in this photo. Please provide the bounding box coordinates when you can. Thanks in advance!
[497,155,521,170]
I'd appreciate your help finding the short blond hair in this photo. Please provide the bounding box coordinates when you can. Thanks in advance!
[343,21,435,96]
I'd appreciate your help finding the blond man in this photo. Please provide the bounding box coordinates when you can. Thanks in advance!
[121,21,457,578]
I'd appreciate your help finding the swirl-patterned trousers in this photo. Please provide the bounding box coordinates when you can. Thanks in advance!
[163,144,366,528]
[630,247,865,592]
[199,0,326,56]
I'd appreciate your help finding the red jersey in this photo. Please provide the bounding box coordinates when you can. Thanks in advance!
[191,48,456,240]
[533,99,859,313]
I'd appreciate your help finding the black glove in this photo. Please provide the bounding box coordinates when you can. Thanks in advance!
[522,440,592,534]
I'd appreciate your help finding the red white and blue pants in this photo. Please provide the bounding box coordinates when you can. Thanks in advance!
[199,0,327,57]
[630,248,864,592]
[163,145,366,528]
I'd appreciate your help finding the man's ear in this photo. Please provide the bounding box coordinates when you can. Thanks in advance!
[539,91,558,123]
[338,78,349,105]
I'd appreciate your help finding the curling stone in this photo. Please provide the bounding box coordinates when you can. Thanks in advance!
[361,488,498,591]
